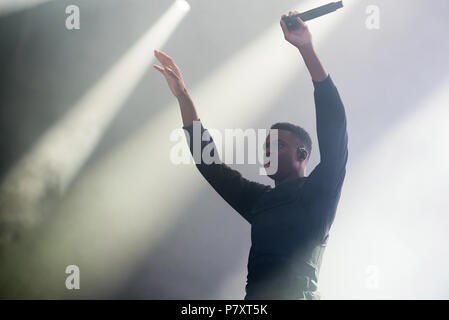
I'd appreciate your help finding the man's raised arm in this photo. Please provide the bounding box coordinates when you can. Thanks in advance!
[280,13,348,195]
[153,50,270,223]
[153,50,199,127]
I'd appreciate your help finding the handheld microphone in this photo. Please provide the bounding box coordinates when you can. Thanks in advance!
[282,1,344,31]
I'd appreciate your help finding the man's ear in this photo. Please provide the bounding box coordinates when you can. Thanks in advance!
[297,147,308,161]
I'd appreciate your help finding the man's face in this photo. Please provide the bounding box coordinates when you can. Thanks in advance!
[264,129,302,180]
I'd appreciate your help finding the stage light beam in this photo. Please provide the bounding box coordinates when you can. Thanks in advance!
[0,0,190,245]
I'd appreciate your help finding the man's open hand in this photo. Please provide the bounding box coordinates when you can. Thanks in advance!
[153,50,187,98]
[280,11,313,51]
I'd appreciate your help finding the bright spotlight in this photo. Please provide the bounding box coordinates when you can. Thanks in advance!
[175,0,191,12]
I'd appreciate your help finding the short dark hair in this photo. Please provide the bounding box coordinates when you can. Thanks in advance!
[270,122,312,159]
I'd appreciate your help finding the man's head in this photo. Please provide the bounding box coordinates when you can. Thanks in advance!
[264,122,312,182]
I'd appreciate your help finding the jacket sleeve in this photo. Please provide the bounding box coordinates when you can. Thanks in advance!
[305,74,348,198]
[183,119,271,224]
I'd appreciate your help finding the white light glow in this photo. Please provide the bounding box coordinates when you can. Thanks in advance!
[176,0,191,12]
[0,0,190,244]
[319,79,449,299]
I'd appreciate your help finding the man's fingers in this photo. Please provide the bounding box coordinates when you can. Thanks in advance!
[154,49,182,77]
[154,50,170,67]
[153,64,172,81]
[280,18,289,35]
[156,50,173,62]
[165,67,180,80]
[154,63,179,80]
[154,49,163,62]
[153,64,171,79]
[297,16,306,28]
[153,64,164,73]
[154,49,176,68]
[282,11,306,33]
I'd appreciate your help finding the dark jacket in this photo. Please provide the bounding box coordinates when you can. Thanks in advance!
[182,75,348,299]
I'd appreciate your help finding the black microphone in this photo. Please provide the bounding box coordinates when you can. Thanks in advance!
[282,1,344,31]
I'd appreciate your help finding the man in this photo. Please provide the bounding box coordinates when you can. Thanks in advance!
[153,12,348,300]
